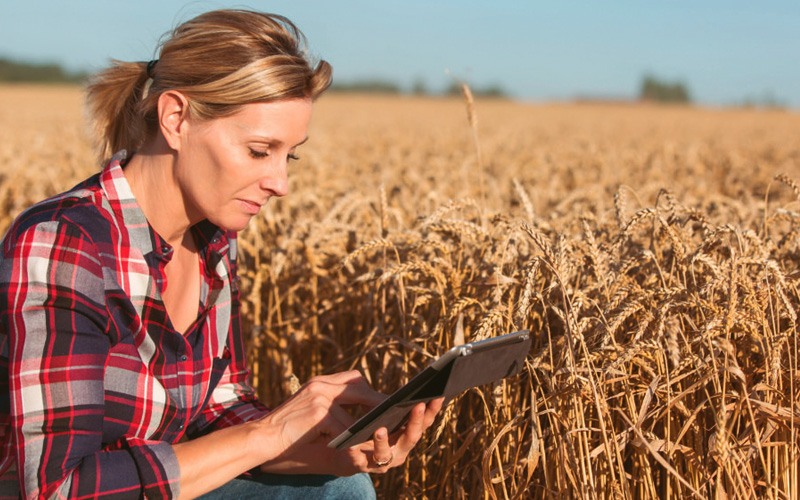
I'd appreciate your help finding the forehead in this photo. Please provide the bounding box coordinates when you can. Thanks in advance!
[209,98,313,141]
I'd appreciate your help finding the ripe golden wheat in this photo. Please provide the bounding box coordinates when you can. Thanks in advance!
[2,85,800,499]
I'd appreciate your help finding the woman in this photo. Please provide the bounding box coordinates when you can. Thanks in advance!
[0,9,442,499]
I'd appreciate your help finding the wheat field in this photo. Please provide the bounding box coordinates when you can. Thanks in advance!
[2,84,800,499]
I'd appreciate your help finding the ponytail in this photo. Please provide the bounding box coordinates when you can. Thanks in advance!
[85,60,152,162]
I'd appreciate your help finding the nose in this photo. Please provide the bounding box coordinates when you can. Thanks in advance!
[259,157,289,197]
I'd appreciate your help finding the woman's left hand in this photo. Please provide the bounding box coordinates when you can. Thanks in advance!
[347,396,444,473]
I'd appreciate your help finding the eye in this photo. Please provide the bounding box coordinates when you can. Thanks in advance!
[249,148,269,159]
[288,152,300,161]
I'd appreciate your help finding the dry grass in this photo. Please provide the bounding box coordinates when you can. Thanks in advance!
[2,84,800,499]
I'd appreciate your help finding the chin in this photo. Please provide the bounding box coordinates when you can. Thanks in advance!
[208,215,252,233]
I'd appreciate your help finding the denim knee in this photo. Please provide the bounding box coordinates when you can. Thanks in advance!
[198,472,377,500]
[321,473,376,500]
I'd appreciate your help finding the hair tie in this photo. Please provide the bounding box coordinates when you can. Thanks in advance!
[146,59,158,78]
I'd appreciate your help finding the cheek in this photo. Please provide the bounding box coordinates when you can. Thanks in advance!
[206,163,258,207]
[192,150,237,192]
[185,132,259,200]
[177,158,228,215]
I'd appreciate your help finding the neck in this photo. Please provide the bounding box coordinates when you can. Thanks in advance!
[123,141,195,247]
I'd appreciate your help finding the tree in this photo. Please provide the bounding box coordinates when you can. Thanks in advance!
[0,57,87,83]
[639,74,691,104]
[328,79,401,94]
[411,78,428,95]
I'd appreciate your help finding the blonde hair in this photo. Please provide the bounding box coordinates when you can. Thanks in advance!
[85,9,332,161]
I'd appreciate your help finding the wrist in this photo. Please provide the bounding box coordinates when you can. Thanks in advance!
[245,414,284,464]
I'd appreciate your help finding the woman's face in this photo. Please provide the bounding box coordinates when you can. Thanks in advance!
[176,98,313,231]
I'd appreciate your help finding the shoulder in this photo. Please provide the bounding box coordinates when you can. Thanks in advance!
[2,175,113,257]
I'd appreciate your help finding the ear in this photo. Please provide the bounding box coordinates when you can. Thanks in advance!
[157,90,191,151]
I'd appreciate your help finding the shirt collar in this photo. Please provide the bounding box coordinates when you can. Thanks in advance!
[99,150,230,266]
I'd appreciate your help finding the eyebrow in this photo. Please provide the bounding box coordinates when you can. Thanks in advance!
[248,134,309,148]
[233,122,309,148]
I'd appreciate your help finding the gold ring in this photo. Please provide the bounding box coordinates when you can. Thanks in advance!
[374,451,393,467]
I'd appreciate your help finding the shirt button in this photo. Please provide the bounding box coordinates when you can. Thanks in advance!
[178,424,184,430]
[180,355,187,361]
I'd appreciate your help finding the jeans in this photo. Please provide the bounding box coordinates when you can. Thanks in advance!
[196,472,377,499]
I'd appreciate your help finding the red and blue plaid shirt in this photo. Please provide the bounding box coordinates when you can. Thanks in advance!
[0,152,269,499]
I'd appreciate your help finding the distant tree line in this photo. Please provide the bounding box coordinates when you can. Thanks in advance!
[740,90,786,109]
[0,57,87,83]
[329,79,403,94]
[639,74,691,104]
[4,56,784,108]
[330,78,509,98]
[1,56,510,98]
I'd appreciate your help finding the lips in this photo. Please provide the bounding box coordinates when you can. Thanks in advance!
[239,199,262,215]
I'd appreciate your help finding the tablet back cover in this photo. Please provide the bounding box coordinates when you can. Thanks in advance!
[329,330,531,449]
[442,332,532,400]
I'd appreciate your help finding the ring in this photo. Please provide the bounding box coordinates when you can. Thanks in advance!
[374,451,393,467]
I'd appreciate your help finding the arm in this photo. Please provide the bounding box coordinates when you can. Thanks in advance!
[2,221,179,499]
[172,370,442,498]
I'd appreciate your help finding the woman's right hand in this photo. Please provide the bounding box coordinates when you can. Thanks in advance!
[252,370,442,476]
[255,370,385,454]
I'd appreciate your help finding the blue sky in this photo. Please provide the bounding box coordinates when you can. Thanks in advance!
[1,1,798,107]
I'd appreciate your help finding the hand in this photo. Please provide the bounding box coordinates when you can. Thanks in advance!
[253,370,444,476]
[350,396,444,474]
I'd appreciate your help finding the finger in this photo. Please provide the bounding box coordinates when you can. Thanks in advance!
[371,427,393,467]
[324,400,360,434]
[422,397,445,427]
[334,382,386,408]
[393,402,427,453]
[312,370,365,384]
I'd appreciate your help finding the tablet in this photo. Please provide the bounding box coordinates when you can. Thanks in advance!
[328,329,531,449]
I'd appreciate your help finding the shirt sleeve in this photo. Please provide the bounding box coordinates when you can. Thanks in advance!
[187,236,269,436]
[1,220,180,499]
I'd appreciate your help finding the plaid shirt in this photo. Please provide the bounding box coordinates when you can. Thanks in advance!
[0,152,269,499]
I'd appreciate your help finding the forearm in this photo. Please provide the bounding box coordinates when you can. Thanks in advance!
[173,418,276,499]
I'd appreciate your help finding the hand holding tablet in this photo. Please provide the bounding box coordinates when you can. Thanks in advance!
[329,329,532,449]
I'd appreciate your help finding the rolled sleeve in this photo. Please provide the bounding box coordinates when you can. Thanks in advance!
[120,438,180,498]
